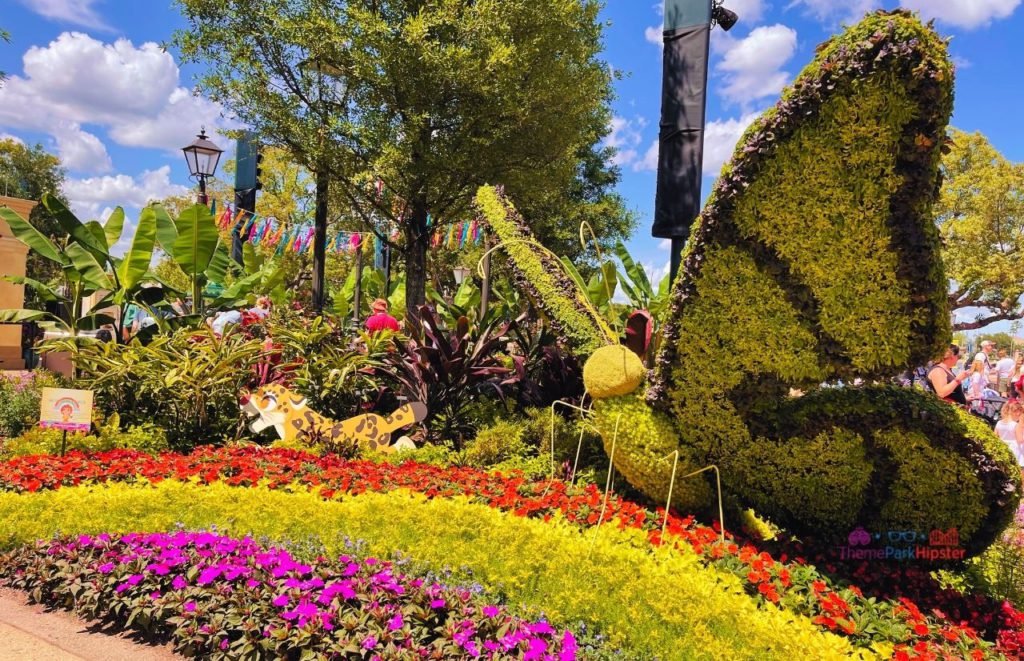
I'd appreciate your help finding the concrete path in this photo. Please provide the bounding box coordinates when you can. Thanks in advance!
[0,588,178,661]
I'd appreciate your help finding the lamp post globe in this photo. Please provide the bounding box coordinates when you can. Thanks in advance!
[182,128,223,205]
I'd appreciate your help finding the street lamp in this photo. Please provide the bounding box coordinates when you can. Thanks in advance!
[182,128,223,205]
[453,266,473,286]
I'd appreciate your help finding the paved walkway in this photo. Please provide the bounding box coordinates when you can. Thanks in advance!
[0,588,178,661]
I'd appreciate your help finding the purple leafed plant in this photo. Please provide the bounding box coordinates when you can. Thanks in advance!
[0,531,577,660]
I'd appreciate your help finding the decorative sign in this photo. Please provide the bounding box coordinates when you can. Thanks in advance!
[39,387,93,433]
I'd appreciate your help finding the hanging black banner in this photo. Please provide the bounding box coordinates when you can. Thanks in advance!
[652,20,711,240]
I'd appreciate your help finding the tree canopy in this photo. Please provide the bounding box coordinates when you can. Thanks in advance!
[0,138,69,303]
[938,129,1024,331]
[173,0,620,317]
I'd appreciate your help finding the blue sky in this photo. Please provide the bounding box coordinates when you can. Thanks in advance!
[1,0,1023,324]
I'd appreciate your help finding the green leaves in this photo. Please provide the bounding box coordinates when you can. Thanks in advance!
[172,204,220,279]
[117,206,157,292]
[0,206,62,264]
[43,193,108,260]
[103,207,126,249]
[151,204,178,255]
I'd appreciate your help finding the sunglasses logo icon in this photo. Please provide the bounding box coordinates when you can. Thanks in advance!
[887,530,919,543]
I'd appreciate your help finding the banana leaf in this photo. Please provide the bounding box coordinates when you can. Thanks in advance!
[0,207,63,264]
[103,207,126,248]
[42,193,108,261]
[151,204,178,256]
[173,204,219,284]
[117,206,157,291]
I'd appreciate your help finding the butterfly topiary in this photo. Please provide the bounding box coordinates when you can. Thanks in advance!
[476,10,1020,559]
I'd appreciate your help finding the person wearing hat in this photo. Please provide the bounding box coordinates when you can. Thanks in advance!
[365,298,400,333]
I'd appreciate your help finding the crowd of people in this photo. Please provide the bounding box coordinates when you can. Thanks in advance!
[926,340,1024,464]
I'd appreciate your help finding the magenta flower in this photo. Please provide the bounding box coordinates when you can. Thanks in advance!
[97,562,115,574]
[362,635,378,649]
[388,613,403,630]
[184,601,197,612]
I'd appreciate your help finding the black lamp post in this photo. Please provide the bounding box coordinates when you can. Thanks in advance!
[182,128,223,205]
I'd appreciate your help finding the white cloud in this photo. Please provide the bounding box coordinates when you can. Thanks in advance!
[716,24,798,106]
[0,32,232,172]
[644,261,672,288]
[0,133,25,145]
[717,0,766,24]
[634,112,758,177]
[645,25,664,47]
[63,165,189,222]
[787,0,879,23]
[899,0,1021,29]
[637,140,659,172]
[17,0,112,31]
[703,113,760,175]
[605,115,646,168]
[658,238,672,251]
[51,122,112,173]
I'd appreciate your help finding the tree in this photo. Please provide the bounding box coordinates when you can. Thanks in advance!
[1,29,10,85]
[0,139,69,304]
[173,0,614,319]
[937,129,1024,331]
[976,332,1016,352]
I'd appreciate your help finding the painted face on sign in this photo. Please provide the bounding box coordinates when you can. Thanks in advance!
[60,404,73,421]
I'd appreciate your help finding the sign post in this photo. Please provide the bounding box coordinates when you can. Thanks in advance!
[39,387,94,455]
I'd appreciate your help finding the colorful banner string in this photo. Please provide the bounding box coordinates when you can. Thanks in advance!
[209,199,483,256]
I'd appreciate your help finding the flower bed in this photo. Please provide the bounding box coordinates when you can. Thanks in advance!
[0,447,1018,659]
[0,481,863,660]
[0,530,578,659]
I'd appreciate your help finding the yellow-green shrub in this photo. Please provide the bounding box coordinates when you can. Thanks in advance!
[0,482,867,660]
[475,185,613,356]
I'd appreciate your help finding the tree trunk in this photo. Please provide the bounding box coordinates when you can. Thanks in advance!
[404,196,430,320]
[312,170,329,313]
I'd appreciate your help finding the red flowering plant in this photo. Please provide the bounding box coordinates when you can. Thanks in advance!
[0,531,581,659]
[0,447,1019,659]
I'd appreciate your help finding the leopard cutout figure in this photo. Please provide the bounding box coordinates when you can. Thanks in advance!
[241,384,427,454]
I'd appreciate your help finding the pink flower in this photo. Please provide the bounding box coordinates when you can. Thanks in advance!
[172,576,187,590]
[388,613,403,630]
[362,635,378,649]
[184,601,197,612]
[482,605,499,618]
[272,594,290,607]
[97,562,115,574]
[430,599,446,608]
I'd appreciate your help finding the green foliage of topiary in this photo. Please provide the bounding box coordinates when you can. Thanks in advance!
[582,345,645,398]
[591,393,713,514]
[584,11,1019,558]
[475,185,613,356]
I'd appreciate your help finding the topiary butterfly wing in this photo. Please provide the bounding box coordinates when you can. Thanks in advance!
[631,10,1020,557]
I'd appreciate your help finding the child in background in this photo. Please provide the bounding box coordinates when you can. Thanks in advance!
[365,298,400,334]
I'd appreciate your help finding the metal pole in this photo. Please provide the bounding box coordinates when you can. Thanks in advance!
[479,233,491,320]
[353,241,363,325]
[312,171,329,313]
[198,176,208,206]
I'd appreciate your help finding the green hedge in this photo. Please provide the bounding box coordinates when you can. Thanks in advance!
[0,482,863,660]
[587,11,1020,557]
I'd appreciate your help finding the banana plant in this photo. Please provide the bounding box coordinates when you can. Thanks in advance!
[149,202,232,315]
[0,195,157,340]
